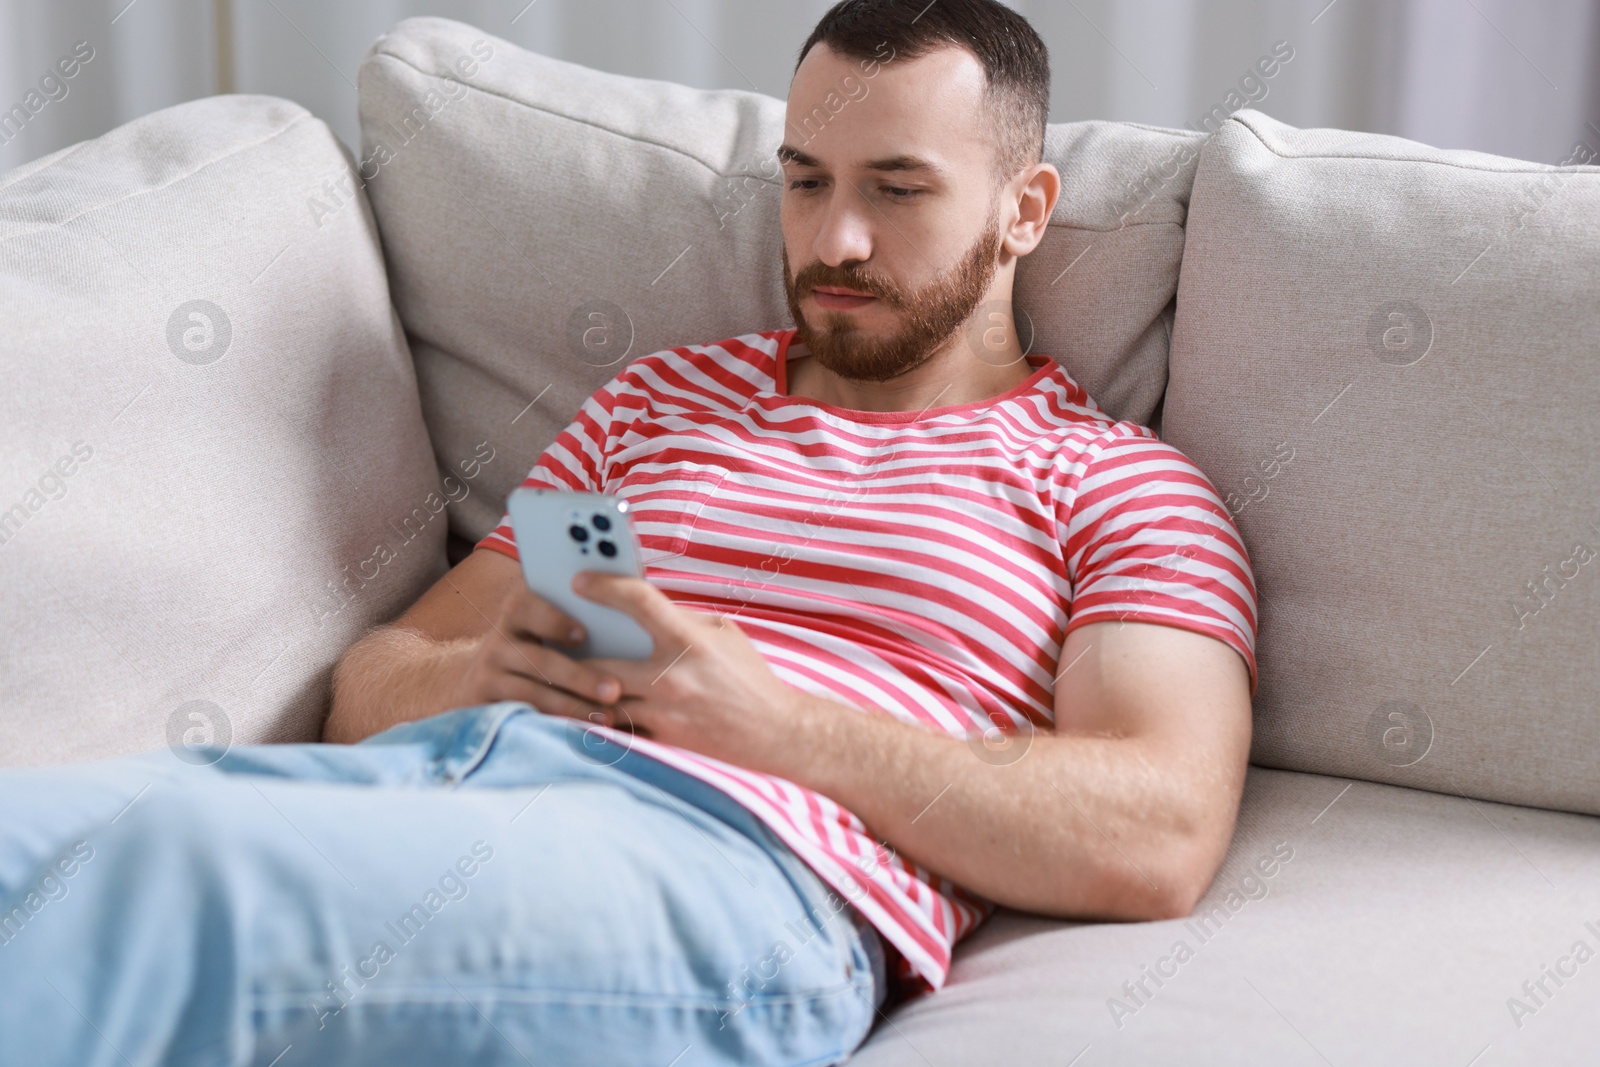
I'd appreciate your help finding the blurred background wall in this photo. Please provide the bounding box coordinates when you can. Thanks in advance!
[3,0,1598,174]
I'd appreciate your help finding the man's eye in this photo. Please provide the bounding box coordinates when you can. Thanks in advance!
[882,186,919,200]
[788,179,822,192]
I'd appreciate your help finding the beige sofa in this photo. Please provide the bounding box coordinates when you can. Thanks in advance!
[4,15,1598,1065]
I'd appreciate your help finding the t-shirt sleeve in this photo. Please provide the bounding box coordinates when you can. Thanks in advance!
[1062,428,1260,697]
[474,373,639,563]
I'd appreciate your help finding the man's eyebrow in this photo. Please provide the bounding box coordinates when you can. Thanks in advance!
[860,154,943,175]
[776,144,945,177]
[777,143,821,167]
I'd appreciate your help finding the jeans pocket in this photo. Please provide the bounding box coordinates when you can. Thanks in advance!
[358,701,535,785]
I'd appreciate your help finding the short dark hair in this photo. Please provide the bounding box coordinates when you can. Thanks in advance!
[795,0,1050,183]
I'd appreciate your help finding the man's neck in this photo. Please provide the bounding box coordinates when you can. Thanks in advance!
[785,335,1037,413]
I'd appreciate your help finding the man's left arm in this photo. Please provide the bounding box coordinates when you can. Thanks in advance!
[580,573,1252,922]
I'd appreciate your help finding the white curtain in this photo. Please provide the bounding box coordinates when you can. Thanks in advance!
[3,0,1597,175]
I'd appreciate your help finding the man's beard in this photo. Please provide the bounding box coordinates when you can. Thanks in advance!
[782,211,1004,384]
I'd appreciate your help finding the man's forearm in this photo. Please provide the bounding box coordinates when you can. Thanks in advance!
[751,693,1216,921]
[323,626,475,744]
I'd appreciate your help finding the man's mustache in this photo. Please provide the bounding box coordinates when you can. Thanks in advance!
[790,262,904,307]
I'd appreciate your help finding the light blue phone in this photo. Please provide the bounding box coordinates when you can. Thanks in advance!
[506,488,655,661]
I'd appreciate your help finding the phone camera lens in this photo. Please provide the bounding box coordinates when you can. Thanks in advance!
[597,539,617,558]
[592,514,612,532]
[568,524,589,543]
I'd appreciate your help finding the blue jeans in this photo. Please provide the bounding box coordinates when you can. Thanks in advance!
[0,702,886,1066]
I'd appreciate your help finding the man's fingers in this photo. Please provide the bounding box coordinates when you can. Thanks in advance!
[499,584,587,645]
[490,638,621,704]
[517,687,644,739]
[507,678,610,727]
[472,663,625,729]
[574,573,690,645]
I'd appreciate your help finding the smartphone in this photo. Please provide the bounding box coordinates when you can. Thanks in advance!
[506,489,655,661]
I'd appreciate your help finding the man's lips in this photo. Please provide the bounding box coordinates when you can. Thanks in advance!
[809,286,879,311]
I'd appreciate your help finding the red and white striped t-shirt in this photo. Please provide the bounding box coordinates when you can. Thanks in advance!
[477,328,1258,997]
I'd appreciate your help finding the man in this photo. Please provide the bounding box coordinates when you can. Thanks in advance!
[0,1,1256,1064]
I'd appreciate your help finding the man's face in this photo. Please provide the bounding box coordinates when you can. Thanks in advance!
[780,44,1008,383]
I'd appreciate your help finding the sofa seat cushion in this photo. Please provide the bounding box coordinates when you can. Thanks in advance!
[0,95,445,764]
[853,767,1600,1064]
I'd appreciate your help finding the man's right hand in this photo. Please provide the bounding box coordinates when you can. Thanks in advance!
[323,548,622,744]
[450,581,624,721]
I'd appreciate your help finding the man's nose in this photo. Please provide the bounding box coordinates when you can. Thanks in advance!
[811,186,874,266]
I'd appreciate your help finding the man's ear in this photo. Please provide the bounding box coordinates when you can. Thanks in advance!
[1002,162,1061,258]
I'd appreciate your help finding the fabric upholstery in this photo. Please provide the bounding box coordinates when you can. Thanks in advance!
[1163,110,1600,816]
[0,95,444,765]
[854,765,1600,1064]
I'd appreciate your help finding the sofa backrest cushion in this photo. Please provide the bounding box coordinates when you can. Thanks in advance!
[355,16,1204,556]
[0,95,446,766]
[1164,109,1600,815]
